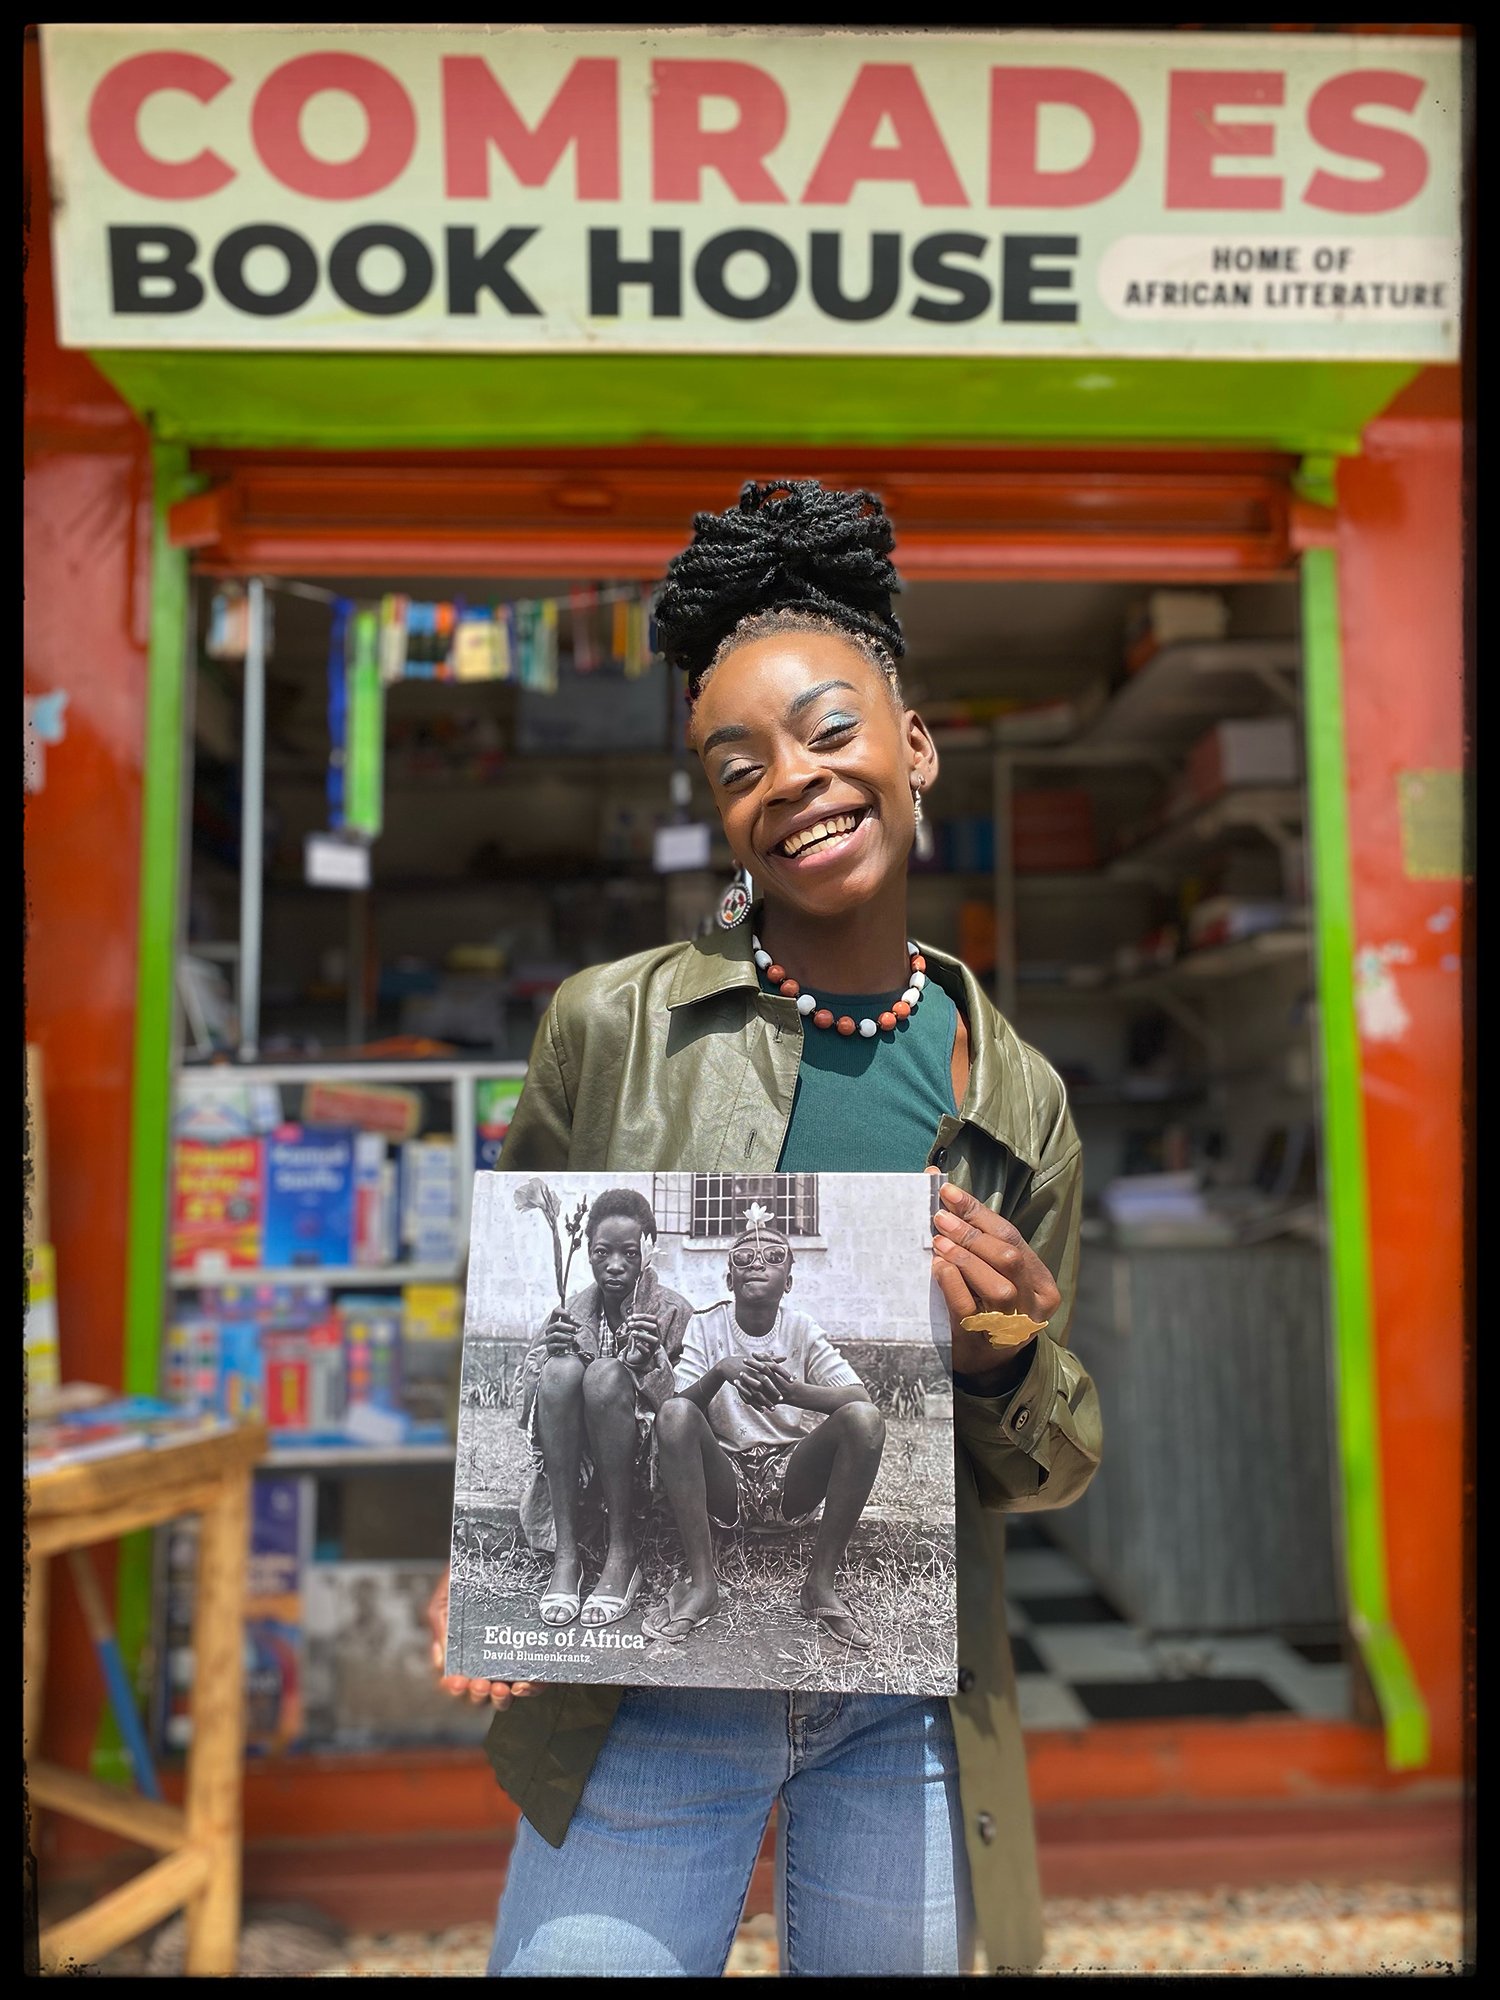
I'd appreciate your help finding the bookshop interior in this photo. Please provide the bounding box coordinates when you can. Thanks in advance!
[135,547,1340,1768]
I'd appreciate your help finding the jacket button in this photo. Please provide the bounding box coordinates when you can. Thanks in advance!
[957,1666,975,1693]
[976,1812,996,1844]
[933,1147,948,1168]
[1012,1406,1030,1431]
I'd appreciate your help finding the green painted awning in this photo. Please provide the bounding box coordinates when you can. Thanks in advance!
[91,350,1420,456]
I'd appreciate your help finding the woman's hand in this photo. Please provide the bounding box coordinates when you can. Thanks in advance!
[426,1567,544,1712]
[930,1183,1062,1379]
[542,1309,582,1359]
[620,1314,661,1369]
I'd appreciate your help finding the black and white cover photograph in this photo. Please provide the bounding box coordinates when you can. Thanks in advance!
[446,1171,956,1695]
[303,1561,491,1750]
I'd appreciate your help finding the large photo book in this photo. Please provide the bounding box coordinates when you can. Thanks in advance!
[446,1171,956,1695]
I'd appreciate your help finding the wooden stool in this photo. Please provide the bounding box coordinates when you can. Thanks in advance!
[25,1421,268,1976]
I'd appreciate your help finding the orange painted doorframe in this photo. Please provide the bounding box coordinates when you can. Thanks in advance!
[1333,391,1469,1784]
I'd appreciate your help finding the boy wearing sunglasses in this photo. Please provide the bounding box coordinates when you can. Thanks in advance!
[644,1210,886,1651]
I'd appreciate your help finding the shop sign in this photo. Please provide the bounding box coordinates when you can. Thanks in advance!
[40,26,1462,361]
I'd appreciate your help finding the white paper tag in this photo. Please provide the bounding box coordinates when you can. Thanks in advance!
[652,823,711,874]
[305,834,371,890]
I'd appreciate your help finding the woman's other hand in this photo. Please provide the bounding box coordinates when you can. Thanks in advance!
[426,1566,544,1711]
[620,1314,661,1368]
[930,1183,1062,1378]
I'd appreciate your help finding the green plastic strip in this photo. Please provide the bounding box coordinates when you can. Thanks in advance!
[93,441,196,1786]
[1299,456,1429,1772]
[88,350,1420,456]
[344,605,385,839]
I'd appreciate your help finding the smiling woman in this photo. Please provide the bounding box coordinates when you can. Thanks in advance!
[426,476,1098,1978]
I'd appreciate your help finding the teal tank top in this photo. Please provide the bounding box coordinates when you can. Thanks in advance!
[757,963,959,1173]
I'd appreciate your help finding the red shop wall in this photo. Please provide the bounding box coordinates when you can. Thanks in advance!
[1335,374,1469,1779]
[24,32,154,1784]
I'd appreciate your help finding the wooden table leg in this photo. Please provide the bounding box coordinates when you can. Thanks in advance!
[25,1548,48,1763]
[182,1470,251,1977]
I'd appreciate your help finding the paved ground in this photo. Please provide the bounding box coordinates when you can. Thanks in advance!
[300,1880,1465,1977]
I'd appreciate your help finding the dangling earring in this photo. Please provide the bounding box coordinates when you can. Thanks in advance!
[912,781,935,863]
[717,864,752,929]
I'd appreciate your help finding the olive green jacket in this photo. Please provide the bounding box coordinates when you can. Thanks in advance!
[480,919,1102,1974]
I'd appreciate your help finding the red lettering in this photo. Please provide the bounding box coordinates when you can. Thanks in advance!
[88,51,234,198]
[989,67,1140,207]
[803,64,968,207]
[251,53,414,200]
[442,56,618,200]
[1304,70,1429,215]
[1166,71,1284,211]
[651,61,786,203]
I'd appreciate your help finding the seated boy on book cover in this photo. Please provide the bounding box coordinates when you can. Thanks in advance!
[646,1205,887,1652]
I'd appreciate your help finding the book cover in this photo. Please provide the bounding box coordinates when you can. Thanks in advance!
[248,1474,315,1600]
[25,1243,60,1394]
[243,1616,304,1755]
[447,1170,956,1696]
[170,1138,263,1274]
[474,1078,526,1173]
[352,1132,393,1267]
[302,1561,490,1749]
[164,1313,220,1409]
[338,1294,406,1442]
[263,1127,356,1268]
[400,1282,462,1428]
[27,1396,232,1474]
[400,1137,457,1264]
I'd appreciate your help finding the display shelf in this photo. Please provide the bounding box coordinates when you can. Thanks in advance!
[1013,871,1147,894]
[260,865,680,895]
[170,1262,462,1290]
[1113,925,1310,997]
[264,1440,457,1469]
[1107,786,1304,878]
[177,1057,522,1086]
[1066,1080,1207,1107]
[1071,639,1302,756]
[1014,924,1307,1006]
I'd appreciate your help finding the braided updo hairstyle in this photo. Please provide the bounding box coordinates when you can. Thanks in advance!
[653,479,906,707]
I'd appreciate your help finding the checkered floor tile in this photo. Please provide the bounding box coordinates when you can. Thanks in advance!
[1004,1517,1353,1728]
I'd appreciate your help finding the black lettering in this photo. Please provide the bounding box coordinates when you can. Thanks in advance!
[108,225,204,314]
[328,225,434,317]
[588,229,682,317]
[694,229,797,320]
[212,224,318,318]
[910,233,991,323]
[1001,234,1079,324]
[445,226,541,316]
[808,231,899,322]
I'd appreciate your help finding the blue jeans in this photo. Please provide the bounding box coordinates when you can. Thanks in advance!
[489,1688,977,1977]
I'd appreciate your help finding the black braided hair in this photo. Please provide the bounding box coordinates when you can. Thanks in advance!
[654,479,906,703]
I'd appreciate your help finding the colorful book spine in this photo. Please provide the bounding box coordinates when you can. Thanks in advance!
[400,1137,458,1265]
[170,1138,264,1274]
[263,1127,356,1269]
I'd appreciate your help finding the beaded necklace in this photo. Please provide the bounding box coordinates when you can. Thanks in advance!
[752,933,929,1039]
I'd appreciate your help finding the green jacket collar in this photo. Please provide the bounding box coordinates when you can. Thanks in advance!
[666,910,1044,1170]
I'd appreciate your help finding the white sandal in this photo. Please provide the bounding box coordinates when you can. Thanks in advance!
[579,1564,643,1628]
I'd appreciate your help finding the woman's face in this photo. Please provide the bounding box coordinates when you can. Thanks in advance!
[588,1214,644,1300]
[690,629,937,922]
